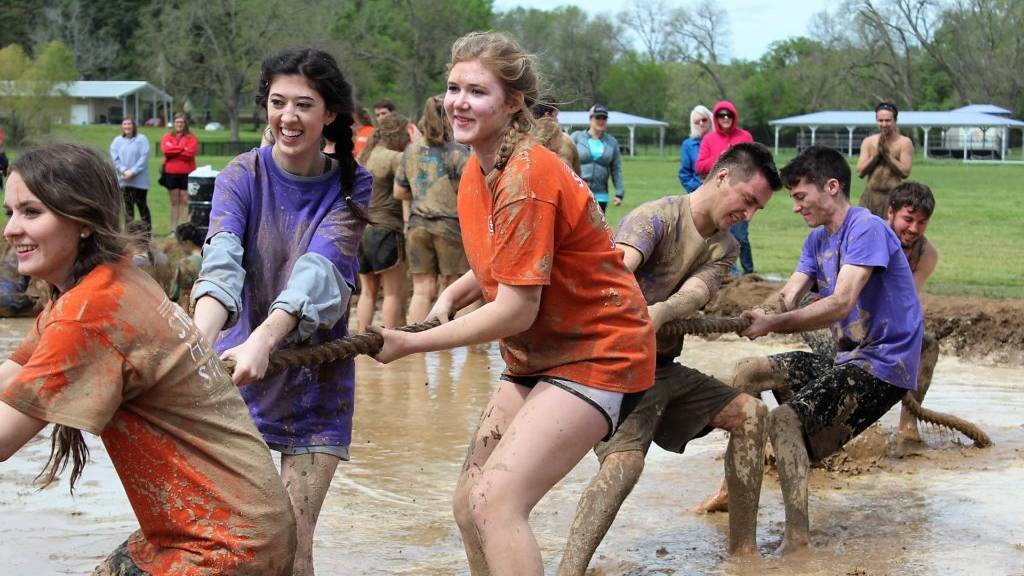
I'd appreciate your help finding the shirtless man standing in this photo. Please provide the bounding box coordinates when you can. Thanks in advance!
[856,102,914,218]
[558,143,782,575]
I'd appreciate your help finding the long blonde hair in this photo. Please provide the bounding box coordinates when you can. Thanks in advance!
[448,31,539,171]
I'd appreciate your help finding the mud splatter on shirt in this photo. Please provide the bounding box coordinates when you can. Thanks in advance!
[3,261,295,575]
[363,146,404,232]
[396,140,469,222]
[206,146,372,448]
[614,195,737,357]
[796,207,923,390]
[458,137,654,393]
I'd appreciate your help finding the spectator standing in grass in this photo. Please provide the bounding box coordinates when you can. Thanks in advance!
[110,117,151,225]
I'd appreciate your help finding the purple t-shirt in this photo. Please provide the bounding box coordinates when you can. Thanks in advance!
[797,207,923,390]
[207,146,372,447]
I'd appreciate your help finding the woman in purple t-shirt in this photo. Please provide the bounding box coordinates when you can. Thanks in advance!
[191,48,372,576]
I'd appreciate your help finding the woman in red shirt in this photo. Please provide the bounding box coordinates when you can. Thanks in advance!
[370,32,655,575]
[160,113,199,231]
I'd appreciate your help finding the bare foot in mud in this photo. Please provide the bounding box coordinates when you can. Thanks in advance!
[894,433,927,457]
[730,543,760,557]
[774,536,810,557]
[693,488,729,514]
[898,423,922,443]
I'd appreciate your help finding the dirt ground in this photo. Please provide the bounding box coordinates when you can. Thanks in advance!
[709,275,1024,365]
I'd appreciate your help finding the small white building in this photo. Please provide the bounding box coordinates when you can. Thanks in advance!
[64,81,173,125]
[558,110,670,156]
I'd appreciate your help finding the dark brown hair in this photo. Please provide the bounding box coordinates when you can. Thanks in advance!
[358,114,410,165]
[172,112,191,135]
[11,142,130,492]
[889,181,935,217]
[256,48,370,223]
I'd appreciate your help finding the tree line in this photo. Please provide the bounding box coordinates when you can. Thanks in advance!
[1,0,1020,145]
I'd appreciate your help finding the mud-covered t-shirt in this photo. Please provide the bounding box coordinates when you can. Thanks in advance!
[797,207,923,390]
[615,195,738,357]
[206,146,371,448]
[396,140,469,221]
[458,139,655,393]
[2,261,294,576]
[171,253,203,306]
[363,146,404,231]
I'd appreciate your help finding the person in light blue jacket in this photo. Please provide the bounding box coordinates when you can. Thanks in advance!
[678,105,712,193]
[571,104,623,212]
[109,117,151,225]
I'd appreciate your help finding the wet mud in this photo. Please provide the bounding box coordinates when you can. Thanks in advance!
[1,317,1023,575]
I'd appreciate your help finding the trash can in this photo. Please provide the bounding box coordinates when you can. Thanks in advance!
[187,165,218,238]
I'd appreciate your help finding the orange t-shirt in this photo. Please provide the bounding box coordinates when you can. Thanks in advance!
[458,138,654,393]
[352,125,375,157]
[2,261,294,575]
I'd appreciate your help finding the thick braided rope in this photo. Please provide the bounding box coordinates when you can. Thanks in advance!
[227,316,751,376]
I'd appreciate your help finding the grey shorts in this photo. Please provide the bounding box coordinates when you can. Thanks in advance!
[92,538,150,576]
[267,442,350,461]
[501,375,646,442]
[595,360,740,463]
[770,351,907,462]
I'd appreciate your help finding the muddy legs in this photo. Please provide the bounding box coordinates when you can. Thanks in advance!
[899,333,938,441]
[281,452,340,576]
[723,396,768,555]
[557,450,645,576]
[768,405,810,555]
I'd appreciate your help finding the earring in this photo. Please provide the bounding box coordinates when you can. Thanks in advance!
[80,232,88,238]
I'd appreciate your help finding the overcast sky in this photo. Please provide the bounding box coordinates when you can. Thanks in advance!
[493,0,835,62]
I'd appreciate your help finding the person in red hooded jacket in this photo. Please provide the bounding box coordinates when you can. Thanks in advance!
[696,101,756,274]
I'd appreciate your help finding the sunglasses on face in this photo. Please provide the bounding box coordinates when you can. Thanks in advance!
[716,112,734,119]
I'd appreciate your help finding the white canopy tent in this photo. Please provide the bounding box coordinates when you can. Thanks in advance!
[768,108,1024,161]
[558,110,670,156]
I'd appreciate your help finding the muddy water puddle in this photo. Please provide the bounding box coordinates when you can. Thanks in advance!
[1,317,1022,575]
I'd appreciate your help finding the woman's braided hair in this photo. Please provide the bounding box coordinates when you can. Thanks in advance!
[448,32,539,173]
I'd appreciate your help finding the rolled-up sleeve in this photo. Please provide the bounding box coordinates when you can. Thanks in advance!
[191,232,246,326]
[271,252,352,344]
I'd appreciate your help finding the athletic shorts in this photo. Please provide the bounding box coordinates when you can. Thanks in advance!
[406,219,469,276]
[92,538,151,576]
[770,351,907,462]
[595,360,740,463]
[501,375,646,442]
[161,172,189,190]
[358,226,403,274]
[267,442,350,461]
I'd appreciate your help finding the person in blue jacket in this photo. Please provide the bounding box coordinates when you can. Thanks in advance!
[678,105,712,193]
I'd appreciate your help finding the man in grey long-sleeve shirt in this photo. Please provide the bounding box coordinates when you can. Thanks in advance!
[110,117,152,224]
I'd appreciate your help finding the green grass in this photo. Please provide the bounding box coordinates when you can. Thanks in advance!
[605,151,1024,299]
[6,128,1023,298]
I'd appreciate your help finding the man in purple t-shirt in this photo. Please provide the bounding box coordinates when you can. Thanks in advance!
[735,146,923,555]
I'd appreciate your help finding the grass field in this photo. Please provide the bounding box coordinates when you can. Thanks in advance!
[6,126,1023,298]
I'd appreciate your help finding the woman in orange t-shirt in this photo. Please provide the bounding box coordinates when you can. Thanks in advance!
[0,143,295,575]
[370,32,654,575]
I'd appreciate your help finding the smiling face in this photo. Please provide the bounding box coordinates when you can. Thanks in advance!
[876,109,896,136]
[711,169,773,230]
[3,171,86,291]
[715,110,734,131]
[444,59,517,156]
[267,74,337,168]
[888,205,930,247]
[695,114,712,137]
[121,118,135,137]
[788,176,841,228]
[590,114,608,135]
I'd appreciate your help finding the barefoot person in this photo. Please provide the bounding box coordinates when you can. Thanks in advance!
[0,143,295,575]
[558,143,781,575]
[370,32,655,576]
[733,146,923,554]
[856,102,913,218]
[191,48,372,576]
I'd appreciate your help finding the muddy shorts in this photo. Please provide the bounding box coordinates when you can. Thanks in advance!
[859,186,892,219]
[267,442,350,461]
[595,360,740,463]
[502,375,646,442]
[92,538,151,576]
[770,351,907,462]
[358,226,403,274]
[406,218,469,276]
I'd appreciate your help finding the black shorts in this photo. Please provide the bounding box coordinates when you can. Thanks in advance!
[161,172,189,190]
[770,351,907,462]
[92,538,151,575]
[358,226,403,274]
